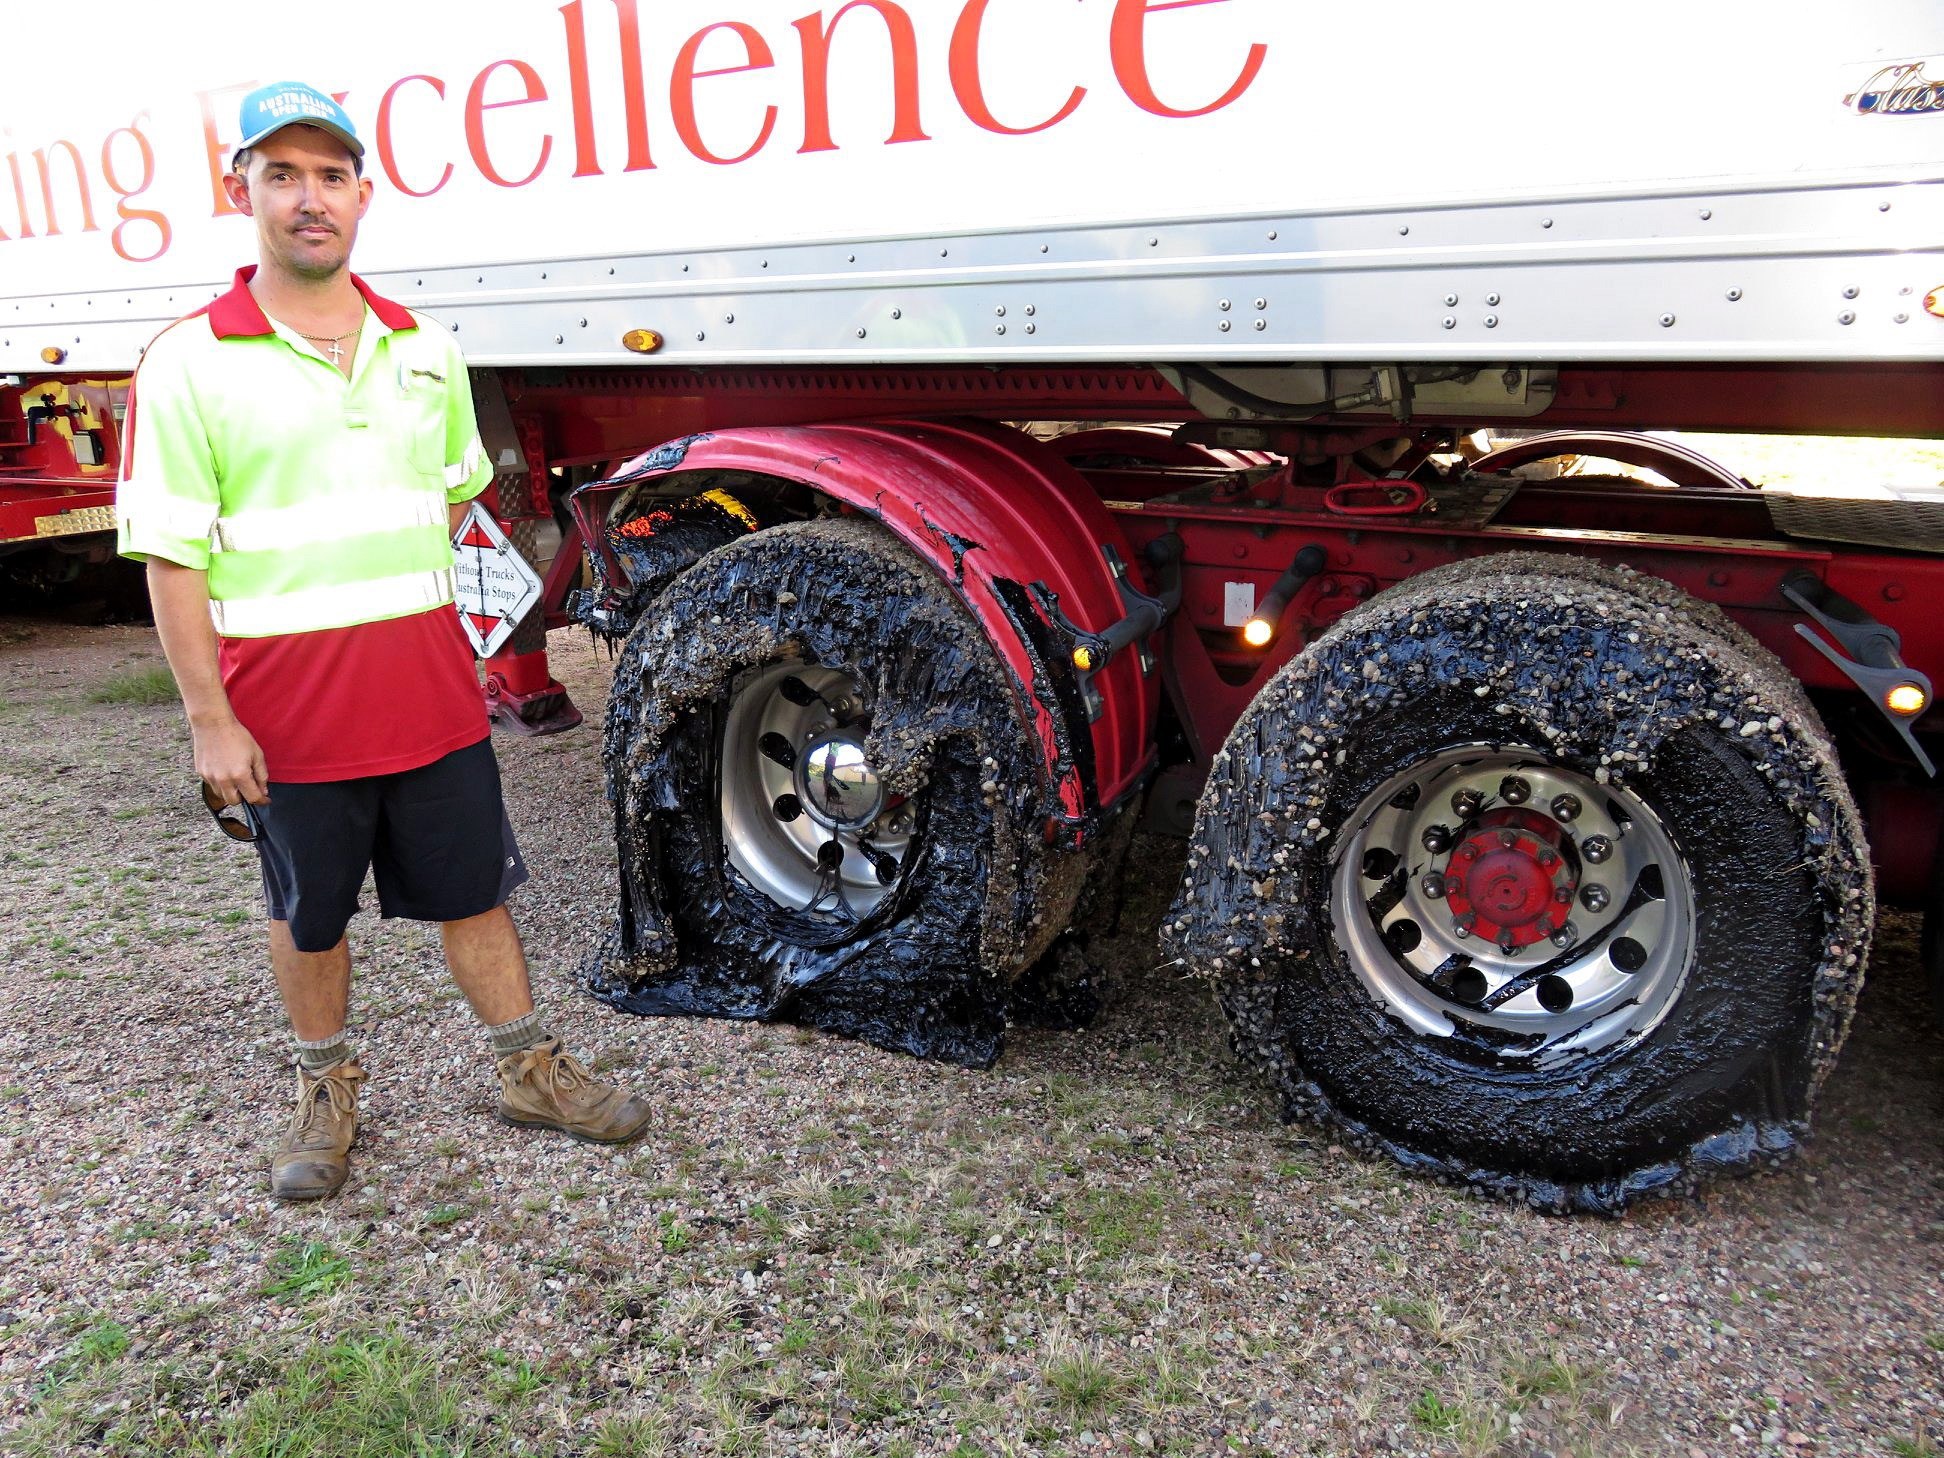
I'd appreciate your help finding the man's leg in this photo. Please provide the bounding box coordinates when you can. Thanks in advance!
[269,922,353,1042]
[437,903,651,1145]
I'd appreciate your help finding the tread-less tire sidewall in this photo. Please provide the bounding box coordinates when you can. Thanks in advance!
[1293,691,1823,1184]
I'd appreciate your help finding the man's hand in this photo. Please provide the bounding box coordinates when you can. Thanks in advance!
[146,558,272,805]
[194,717,270,806]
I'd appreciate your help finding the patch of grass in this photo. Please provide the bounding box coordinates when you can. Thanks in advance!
[194,1330,486,1456]
[1064,1186,1166,1259]
[86,665,178,706]
[425,1204,471,1228]
[261,1239,352,1302]
[1925,1332,1944,1353]
[589,1412,666,1455]
[1411,1389,1463,1435]
[1044,1343,1125,1420]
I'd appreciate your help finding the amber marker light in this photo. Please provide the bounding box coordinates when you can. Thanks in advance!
[1241,616,1275,648]
[1927,288,1944,320]
[1071,645,1098,672]
[1886,682,1928,716]
[40,346,66,364]
[621,329,664,354]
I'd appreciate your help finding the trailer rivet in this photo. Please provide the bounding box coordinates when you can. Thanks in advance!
[1025,324,1036,335]
[1486,293,1501,307]
[1484,315,1499,328]
[1254,299,1267,311]
[1660,313,1676,327]
[553,334,563,344]
[725,313,735,324]
[996,325,1007,335]
[1444,293,1459,307]
[1220,321,1232,332]
[1895,312,1909,324]
[1024,305,1035,316]
[1220,299,1232,311]
[1254,319,1267,331]
[1149,237,1159,247]
[1541,217,1553,228]
[696,331,706,341]
[1267,230,1278,241]
[996,306,1006,317]
[857,328,868,338]
[1843,286,1859,299]
[1398,225,1409,235]
[578,317,588,328]
[1442,317,1457,330]
[1699,208,1712,220]
[1727,288,1742,301]
[1838,312,1855,325]
[891,309,902,319]
[1880,201,1892,212]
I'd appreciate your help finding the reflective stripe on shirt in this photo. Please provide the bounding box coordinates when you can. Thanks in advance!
[214,488,448,553]
[209,566,455,637]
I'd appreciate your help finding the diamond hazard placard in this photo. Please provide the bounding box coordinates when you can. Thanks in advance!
[452,502,542,658]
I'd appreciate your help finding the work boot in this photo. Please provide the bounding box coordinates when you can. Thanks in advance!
[270,1057,366,1201]
[496,1036,651,1144]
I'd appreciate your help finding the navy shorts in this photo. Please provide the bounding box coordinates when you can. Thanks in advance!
[249,739,529,952]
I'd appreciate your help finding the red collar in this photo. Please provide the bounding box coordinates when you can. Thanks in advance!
[207,265,418,339]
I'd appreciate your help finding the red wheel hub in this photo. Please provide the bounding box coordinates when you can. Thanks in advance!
[1442,809,1577,949]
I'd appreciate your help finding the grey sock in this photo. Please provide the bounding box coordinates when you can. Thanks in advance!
[296,1032,351,1072]
[488,1009,549,1058]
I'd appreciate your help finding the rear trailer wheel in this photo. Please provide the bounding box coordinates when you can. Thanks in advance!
[588,518,1083,1066]
[1165,560,1872,1212]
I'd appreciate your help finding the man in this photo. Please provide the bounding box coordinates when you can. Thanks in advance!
[116,82,650,1202]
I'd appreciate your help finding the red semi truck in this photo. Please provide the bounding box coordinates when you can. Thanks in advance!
[4,1,1942,1211]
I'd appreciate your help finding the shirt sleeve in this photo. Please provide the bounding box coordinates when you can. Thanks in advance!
[116,329,220,569]
[442,342,494,505]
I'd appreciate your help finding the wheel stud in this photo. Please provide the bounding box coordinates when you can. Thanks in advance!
[1451,788,1484,819]
[1498,933,1519,954]
[1498,829,1518,849]
[1580,884,1611,912]
[1538,848,1558,867]
[1581,834,1613,864]
[1551,793,1581,823]
[1499,775,1531,805]
[1421,824,1455,854]
[1554,885,1574,904]
[1550,921,1578,949]
[1452,913,1476,938]
[1420,873,1447,899]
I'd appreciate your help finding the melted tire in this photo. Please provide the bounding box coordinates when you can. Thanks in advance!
[1165,561,1872,1213]
[588,518,1079,1067]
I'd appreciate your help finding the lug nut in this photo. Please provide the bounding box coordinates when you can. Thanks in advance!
[1551,793,1582,823]
[1498,829,1519,848]
[1498,934,1519,954]
[1499,775,1531,805]
[1537,848,1558,867]
[1421,824,1455,854]
[1420,873,1447,899]
[1581,835,1613,864]
[1453,913,1476,938]
[1554,885,1574,904]
[1580,884,1610,912]
[1451,788,1484,819]
[1550,921,1578,948]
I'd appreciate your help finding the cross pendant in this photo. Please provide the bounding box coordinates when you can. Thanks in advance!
[324,340,345,365]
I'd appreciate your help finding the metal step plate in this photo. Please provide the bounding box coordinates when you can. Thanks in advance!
[1765,485,1944,553]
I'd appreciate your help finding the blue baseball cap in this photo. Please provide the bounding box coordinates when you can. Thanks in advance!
[235,81,363,162]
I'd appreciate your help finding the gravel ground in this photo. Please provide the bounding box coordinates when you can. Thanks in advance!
[0,616,1939,1458]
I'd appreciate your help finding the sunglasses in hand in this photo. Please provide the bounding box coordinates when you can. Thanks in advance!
[200,780,260,843]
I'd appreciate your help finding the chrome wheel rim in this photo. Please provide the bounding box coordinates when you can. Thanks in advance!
[1329,744,1695,1065]
[720,662,913,918]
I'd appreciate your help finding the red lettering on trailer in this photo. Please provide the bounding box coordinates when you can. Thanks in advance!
[375,76,454,198]
[949,0,1087,136]
[196,86,247,219]
[795,2,931,153]
[31,141,97,237]
[558,0,605,177]
[464,60,553,189]
[672,22,780,167]
[101,121,168,264]
[1109,0,1268,119]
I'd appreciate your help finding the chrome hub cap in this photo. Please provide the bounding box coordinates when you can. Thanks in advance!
[721,662,913,918]
[1330,745,1695,1065]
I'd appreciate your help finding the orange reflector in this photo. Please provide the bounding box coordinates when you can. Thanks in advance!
[1071,645,1097,673]
[1927,288,1944,320]
[621,329,664,354]
[40,346,66,365]
[1886,682,1928,716]
[1242,618,1274,648]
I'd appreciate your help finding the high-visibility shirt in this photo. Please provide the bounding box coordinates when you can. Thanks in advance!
[118,268,497,781]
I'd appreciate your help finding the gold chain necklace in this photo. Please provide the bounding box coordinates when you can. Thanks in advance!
[298,324,362,365]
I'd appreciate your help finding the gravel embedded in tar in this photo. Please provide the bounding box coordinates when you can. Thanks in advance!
[1166,555,1872,1214]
